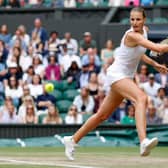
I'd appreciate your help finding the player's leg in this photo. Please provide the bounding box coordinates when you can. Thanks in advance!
[112,78,158,156]
[64,88,124,160]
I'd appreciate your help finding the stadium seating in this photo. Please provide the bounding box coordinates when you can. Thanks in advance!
[56,100,72,113]
[63,89,79,101]
[156,0,168,5]
[50,90,63,101]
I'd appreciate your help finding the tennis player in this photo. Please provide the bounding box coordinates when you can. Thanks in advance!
[64,7,168,160]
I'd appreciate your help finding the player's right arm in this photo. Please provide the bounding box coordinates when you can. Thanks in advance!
[127,32,168,53]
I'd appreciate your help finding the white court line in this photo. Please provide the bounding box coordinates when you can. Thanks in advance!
[0,158,98,168]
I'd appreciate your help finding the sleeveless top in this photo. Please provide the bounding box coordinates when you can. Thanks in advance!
[106,27,147,84]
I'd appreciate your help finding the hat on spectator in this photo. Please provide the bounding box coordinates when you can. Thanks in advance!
[33,53,43,61]
[8,62,18,68]
[148,73,155,79]
[83,32,91,36]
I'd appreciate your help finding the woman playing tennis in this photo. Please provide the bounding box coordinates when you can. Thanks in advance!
[64,7,168,160]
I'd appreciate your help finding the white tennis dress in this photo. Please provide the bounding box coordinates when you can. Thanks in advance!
[105,27,147,88]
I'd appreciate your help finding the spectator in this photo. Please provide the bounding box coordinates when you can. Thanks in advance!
[146,104,162,125]
[18,95,37,118]
[82,48,101,73]
[73,86,95,114]
[100,40,114,64]
[31,18,48,44]
[125,0,140,6]
[65,60,81,84]
[45,54,61,81]
[87,72,99,97]
[158,97,168,124]
[42,104,63,124]
[17,25,30,47]
[0,0,7,7]
[0,103,22,123]
[155,87,166,108]
[23,104,38,124]
[35,41,48,57]
[7,0,20,8]
[51,0,64,7]
[4,75,23,107]
[3,62,23,85]
[61,32,78,55]
[28,74,43,98]
[65,105,83,124]
[21,85,31,100]
[135,64,149,85]
[108,100,127,124]
[77,62,90,88]
[0,24,11,44]
[20,45,33,72]
[94,88,106,113]
[64,0,76,8]
[22,65,35,84]
[121,104,136,125]
[141,0,154,6]
[36,84,56,114]
[30,31,41,50]
[141,73,161,99]
[79,32,97,56]
[32,54,45,79]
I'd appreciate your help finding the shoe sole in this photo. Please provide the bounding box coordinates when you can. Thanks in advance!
[141,138,158,156]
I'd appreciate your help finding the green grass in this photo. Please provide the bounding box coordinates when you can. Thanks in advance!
[0,147,167,168]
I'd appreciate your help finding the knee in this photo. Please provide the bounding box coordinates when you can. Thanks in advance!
[136,92,148,105]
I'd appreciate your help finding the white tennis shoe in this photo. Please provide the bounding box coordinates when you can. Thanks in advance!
[63,136,76,161]
[140,137,158,156]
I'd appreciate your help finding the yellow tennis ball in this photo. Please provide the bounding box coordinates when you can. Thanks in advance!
[45,83,54,93]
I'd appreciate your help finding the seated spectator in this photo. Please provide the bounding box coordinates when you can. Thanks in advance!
[35,41,48,57]
[42,104,63,124]
[4,75,23,107]
[65,60,81,84]
[0,103,22,123]
[31,18,48,44]
[77,62,90,88]
[23,104,38,124]
[22,65,35,84]
[154,68,168,94]
[73,86,95,114]
[79,32,97,56]
[141,0,154,6]
[87,72,99,97]
[100,40,114,64]
[51,0,64,7]
[64,0,76,8]
[3,62,23,85]
[21,85,31,100]
[82,48,101,73]
[45,54,61,81]
[141,73,161,100]
[32,54,45,79]
[7,0,20,8]
[146,104,162,125]
[20,45,33,72]
[125,0,139,6]
[94,88,106,113]
[28,74,43,98]
[98,63,109,88]
[65,105,83,124]
[36,84,56,114]
[0,25,11,44]
[158,97,168,124]
[61,32,78,55]
[154,87,166,108]
[108,100,127,124]
[121,104,135,125]
[18,95,37,118]
[30,31,41,50]
[0,0,7,7]
[134,64,149,85]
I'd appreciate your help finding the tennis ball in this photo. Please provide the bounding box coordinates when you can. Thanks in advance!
[45,83,54,93]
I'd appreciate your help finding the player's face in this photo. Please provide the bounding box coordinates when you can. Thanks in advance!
[130,11,145,33]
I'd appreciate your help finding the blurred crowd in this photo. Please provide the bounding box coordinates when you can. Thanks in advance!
[0,17,167,125]
[0,0,156,9]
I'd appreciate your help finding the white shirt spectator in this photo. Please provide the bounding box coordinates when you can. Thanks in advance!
[5,86,23,99]
[19,54,33,72]
[64,0,76,8]
[65,114,83,124]
[28,84,43,98]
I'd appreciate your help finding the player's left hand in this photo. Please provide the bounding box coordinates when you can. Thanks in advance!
[154,63,168,73]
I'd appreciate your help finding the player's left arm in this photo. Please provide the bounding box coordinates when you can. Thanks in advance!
[141,54,168,73]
